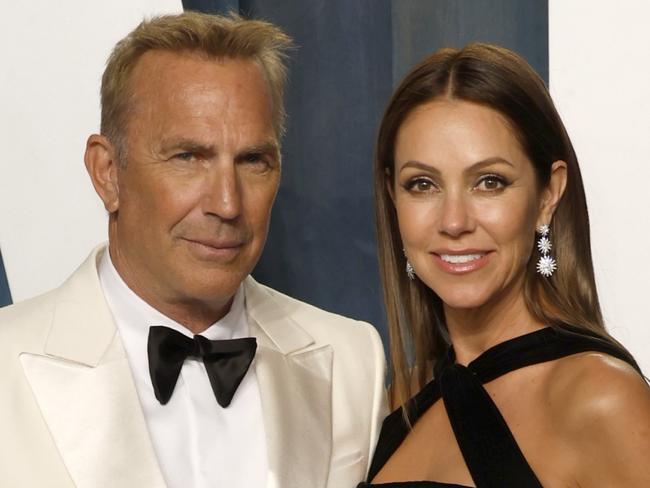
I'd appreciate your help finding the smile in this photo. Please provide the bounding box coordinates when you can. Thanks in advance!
[432,251,491,274]
[439,253,485,264]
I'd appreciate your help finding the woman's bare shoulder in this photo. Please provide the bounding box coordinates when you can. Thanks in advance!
[547,351,650,486]
[548,351,649,419]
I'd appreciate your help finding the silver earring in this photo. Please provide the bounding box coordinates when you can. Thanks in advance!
[403,248,415,280]
[406,260,415,280]
[536,224,557,277]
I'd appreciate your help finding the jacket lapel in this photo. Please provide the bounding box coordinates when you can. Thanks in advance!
[21,247,165,488]
[21,253,334,488]
[245,277,333,488]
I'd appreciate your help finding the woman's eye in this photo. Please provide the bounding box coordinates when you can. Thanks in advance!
[475,175,507,192]
[406,178,436,193]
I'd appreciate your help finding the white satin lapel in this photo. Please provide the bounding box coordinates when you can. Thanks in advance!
[21,350,166,488]
[21,246,166,487]
[255,345,333,488]
[245,277,333,488]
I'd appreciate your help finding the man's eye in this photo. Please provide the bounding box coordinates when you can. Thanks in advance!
[405,177,436,193]
[241,153,273,172]
[174,152,197,161]
[475,175,507,192]
[243,153,264,164]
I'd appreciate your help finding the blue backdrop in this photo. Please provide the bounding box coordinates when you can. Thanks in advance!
[181,0,549,346]
[0,250,10,307]
[1,2,549,347]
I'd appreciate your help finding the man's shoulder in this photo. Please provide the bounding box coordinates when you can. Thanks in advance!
[0,247,103,349]
[247,277,381,345]
[0,288,59,354]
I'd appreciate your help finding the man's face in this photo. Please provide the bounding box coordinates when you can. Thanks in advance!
[109,51,280,319]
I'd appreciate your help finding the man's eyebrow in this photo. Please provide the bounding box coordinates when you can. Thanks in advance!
[160,138,216,155]
[236,141,280,160]
[159,138,280,160]
[399,156,514,174]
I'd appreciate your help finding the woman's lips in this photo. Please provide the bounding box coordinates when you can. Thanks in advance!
[431,251,491,274]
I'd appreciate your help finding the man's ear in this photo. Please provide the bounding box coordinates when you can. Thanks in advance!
[84,134,121,213]
[537,160,568,227]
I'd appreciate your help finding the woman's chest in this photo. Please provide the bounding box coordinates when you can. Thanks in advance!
[374,365,580,487]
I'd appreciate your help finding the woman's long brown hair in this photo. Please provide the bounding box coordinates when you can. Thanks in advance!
[374,43,639,413]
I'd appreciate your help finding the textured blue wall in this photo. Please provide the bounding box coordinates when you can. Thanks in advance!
[0,3,548,322]
[182,0,549,347]
[0,249,12,307]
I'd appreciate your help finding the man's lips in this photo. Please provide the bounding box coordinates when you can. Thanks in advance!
[183,237,244,249]
[181,237,246,260]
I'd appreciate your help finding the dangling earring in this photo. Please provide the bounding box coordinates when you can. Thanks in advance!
[406,260,415,280]
[536,224,557,277]
[403,249,415,280]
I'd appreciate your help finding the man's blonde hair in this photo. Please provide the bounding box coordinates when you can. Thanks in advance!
[100,11,293,163]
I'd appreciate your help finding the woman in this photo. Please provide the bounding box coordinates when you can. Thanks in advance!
[359,44,650,487]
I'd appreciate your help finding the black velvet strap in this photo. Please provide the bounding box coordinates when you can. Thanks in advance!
[440,364,542,487]
[468,326,638,384]
[365,326,642,484]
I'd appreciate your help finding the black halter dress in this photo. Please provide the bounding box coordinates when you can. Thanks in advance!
[358,326,639,488]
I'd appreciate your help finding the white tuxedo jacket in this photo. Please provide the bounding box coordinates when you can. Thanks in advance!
[0,247,387,487]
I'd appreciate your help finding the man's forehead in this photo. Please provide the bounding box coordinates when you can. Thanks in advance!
[126,50,272,120]
[120,50,277,153]
[131,49,263,86]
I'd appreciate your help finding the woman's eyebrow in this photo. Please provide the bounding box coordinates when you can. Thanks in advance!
[398,156,513,175]
[466,157,514,172]
[399,160,441,175]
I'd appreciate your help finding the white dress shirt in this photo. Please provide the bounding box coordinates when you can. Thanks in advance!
[98,250,267,488]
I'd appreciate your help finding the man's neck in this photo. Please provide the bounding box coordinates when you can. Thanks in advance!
[106,245,233,334]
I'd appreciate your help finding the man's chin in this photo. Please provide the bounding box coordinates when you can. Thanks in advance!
[176,266,249,298]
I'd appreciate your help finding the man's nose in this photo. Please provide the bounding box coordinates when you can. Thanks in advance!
[202,162,242,221]
[439,191,474,237]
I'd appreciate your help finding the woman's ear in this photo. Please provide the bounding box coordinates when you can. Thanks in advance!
[537,160,568,227]
[84,134,121,213]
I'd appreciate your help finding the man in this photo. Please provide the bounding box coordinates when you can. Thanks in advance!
[0,12,386,488]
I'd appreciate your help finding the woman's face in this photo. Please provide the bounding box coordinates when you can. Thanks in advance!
[392,99,553,311]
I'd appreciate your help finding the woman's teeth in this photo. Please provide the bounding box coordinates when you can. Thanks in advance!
[440,253,485,264]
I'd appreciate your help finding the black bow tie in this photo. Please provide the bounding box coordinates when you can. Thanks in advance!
[147,326,257,407]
